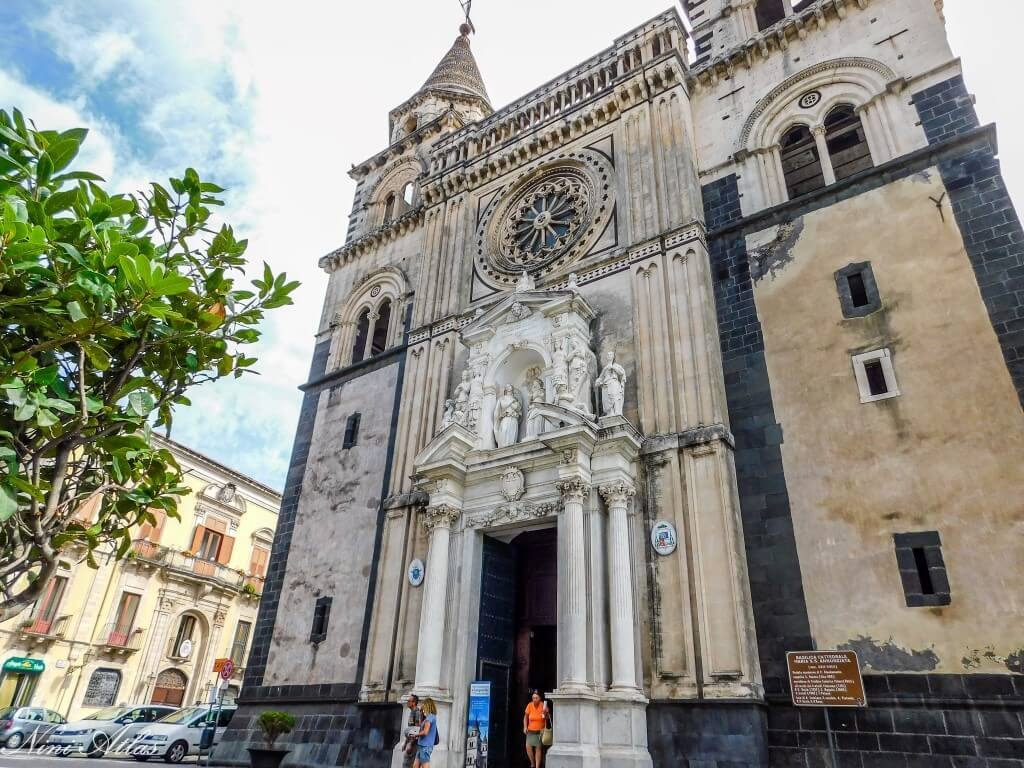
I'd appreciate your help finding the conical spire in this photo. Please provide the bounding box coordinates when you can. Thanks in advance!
[419,24,491,108]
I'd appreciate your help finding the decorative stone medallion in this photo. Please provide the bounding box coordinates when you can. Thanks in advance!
[408,558,425,587]
[500,466,526,502]
[475,151,614,288]
[798,90,822,109]
[650,520,678,556]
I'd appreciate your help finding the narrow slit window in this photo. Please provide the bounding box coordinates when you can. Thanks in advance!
[343,413,361,449]
[310,596,332,644]
[912,548,935,595]
[351,309,370,364]
[847,272,869,307]
[863,360,888,396]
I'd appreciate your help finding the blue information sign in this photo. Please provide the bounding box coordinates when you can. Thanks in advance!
[465,681,490,768]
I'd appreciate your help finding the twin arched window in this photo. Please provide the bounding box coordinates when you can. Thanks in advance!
[349,298,396,364]
[381,182,417,226]
[780,104,873,201]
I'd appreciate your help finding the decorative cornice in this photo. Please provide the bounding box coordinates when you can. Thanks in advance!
[465,501,558,529]
[599,481,637,506]
[422,504,462,531]
[319,207,425,272]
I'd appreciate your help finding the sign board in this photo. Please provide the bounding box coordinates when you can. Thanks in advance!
[3,657,44,674]
[465,681,491,768]
[213,658,230,673]
[220,659,235,681]
[409,559,425,587]
[650,521,678,556]
[787,651,866,708]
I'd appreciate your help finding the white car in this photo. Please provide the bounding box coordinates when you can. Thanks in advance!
[131,704,237,763]
[46,704,178,757]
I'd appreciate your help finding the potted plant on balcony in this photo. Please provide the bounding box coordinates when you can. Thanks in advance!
[242,582,260,599]
[248,710,295,768]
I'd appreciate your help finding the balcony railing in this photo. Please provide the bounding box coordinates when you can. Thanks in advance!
[18,614,70,640]
[131,539,246,590]
[101,622,144,652]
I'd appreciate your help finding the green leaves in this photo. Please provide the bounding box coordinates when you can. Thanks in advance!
[0,108,300,618]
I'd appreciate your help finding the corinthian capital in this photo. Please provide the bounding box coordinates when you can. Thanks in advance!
[557,478,591,504]
[422,504,462,531]
[599,481,637,506]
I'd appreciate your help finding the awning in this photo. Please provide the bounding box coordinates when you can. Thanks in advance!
[3,657,44,674]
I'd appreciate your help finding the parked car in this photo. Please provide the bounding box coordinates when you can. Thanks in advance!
[132,704,237,763]
[46,704,178,757]
[0,706,65,749]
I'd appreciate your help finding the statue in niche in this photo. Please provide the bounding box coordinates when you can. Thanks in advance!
[525,366,547,437]
[566,339,595,414]
[516,271,536,292]
[466,367,485,430]
[595,350,626,417]
[493,385,523,447]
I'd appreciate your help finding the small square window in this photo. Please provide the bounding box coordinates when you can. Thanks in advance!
[851,348,900,403]
[835,262,882,318]
[893,532,950,607]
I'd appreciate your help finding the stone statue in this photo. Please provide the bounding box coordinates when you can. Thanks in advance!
[516,271,536,292]
[441,398,457,429]
[466,367,485,430]
[493,385,522,447]
[595,350,626,417]
[551,337,570,405]
[566,339,594,414]
[452,370,471,426]
[525,366,547,437]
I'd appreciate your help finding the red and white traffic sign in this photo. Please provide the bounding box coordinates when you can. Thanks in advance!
[220,659,235,680]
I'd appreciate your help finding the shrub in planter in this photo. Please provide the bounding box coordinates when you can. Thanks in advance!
[248,711,296,768]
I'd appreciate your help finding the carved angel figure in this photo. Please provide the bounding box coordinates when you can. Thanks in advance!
[466,368,485,430]
[566,339,595,414]
[595,350,626,417]
[493,385,523,447]
[441,398,457,429]
[453,370,472,413]
[551,337,570,404]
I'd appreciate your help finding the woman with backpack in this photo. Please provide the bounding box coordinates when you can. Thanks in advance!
[412,697,439,768]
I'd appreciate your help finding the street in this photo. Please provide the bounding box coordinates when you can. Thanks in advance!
[0,752,203,766]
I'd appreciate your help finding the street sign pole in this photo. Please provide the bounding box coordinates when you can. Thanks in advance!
[823,708,838,768]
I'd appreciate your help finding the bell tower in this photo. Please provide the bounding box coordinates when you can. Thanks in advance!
[683,0,805,63]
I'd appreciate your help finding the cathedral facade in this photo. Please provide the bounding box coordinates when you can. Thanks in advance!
[219,1,1024,766]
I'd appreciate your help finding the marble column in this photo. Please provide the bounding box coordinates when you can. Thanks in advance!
[557,478,590,691]
[600,481,640,692]
[813,124,837,186]
[414,504,461,693]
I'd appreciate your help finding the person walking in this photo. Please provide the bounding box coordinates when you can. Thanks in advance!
[523,690,549,768]
[402,694,424,767]
[413,697,439,768]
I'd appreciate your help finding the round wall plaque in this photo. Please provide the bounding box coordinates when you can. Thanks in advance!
[408,559,425,587]
[650,521,678,556]
[178,639,193,658]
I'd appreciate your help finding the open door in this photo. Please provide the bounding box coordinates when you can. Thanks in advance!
[476,536,516,768]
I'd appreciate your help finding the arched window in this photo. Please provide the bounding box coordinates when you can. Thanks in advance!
[382,193,397,225]
[370,299,391,356]
[824,104,873,182]
[83,668,121,707]
[402,182,415,207]
[351,308,370,363]
[780,124,826,200]
[151,668,188,707]
[755,0,787,31]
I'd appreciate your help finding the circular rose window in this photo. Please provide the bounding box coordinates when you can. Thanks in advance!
[476,153,612,288]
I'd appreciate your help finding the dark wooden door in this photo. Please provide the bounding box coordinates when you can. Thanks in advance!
[477,536,516,768]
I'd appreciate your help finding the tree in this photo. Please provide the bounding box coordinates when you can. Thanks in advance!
[0,109,299,621]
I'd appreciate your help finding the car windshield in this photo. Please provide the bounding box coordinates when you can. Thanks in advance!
[156,706,206,724]
[84,706,129,721]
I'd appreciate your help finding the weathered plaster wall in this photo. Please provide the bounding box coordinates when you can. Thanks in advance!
[263,362,400,685]
[749,170,1024,675]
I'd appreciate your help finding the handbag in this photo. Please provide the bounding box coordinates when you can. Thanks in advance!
[541,713,553,747]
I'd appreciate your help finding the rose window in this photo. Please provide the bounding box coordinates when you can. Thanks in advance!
[496,175,590,271]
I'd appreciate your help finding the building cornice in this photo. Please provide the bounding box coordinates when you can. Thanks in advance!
[152,434,282,504]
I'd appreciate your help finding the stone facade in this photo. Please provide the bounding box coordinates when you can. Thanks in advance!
[220,2,1024,767]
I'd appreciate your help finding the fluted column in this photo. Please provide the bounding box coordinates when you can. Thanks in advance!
[600,481,640,692]
[557,478,590,691]
[414,504,461,693]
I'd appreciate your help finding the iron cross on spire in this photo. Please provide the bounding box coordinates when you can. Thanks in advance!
[459,0,476,34]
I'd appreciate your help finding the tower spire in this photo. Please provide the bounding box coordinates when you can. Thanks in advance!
[418,20,491,109]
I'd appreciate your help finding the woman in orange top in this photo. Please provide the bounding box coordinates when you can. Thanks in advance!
[523,689,549,768]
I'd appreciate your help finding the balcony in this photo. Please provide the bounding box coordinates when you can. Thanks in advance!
[100,622,144,654]
[130,539,247,591]
[17,614,70,644]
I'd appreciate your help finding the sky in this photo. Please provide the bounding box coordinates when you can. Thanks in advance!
[1,0,1020,490]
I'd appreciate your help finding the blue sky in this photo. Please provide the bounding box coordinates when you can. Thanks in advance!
[1,0,1021,489]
